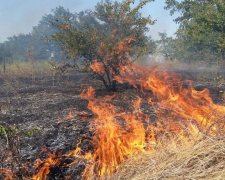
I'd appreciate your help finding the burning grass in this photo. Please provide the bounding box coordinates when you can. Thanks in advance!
[31,64,225,179]
[1,63,225,180]
[111,136,225,180]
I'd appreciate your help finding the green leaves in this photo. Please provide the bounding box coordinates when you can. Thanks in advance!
[19,127,40,137]
[50,0,155,60]
[0,107,40,139]
[0,124,17,136]
[0,123,40,137]
[165,0,225,62]
[49,0,155,90]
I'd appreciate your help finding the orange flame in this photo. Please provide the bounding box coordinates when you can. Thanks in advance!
[90,61,105,75]
[79,88,148,178]
[33,65,225,180]
[0,169,13,180]
[115,65,225,134]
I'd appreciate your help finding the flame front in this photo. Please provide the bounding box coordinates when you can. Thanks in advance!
[82,96,147,177]
[33,64,225,180]
[116,65,225,130]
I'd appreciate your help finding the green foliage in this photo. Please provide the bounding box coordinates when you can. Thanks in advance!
[0,124,17,136]
[0,9,63,64]
[0,120,40,138]
[0,110,40,179]
[19,127,40,137]
[0,103,40,139]
[49,0,155,90]
[156,32,175,60]
[165,0,225,63]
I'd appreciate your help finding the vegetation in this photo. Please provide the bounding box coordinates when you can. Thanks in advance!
[0,61,53,78]
[161,0,225,63]
[0,109,40,179]
[1,1,225,179]
[0,10,62,63]
[49,0,156,91]
[1,0,224,84]
[111,136,225,180]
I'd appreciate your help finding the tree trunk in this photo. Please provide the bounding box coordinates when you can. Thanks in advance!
[3,61,6,74]
[111,80,117,92]
[102,78,110,91]
[222,50,225,61]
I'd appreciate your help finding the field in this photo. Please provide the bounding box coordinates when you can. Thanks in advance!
[0,61,225,179]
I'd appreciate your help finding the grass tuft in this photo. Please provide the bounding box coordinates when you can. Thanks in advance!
[109,136,225,180]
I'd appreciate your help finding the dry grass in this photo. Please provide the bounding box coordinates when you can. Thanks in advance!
[109,136,225,180]
[0,61,53,79]
[0,61,55,93]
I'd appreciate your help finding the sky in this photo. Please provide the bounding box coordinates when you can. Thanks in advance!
[0,0,180,43]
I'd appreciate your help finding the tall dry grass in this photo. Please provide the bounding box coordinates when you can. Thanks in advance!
[108,135,225,180]
[0,61,55,96]
[0,61,53,79]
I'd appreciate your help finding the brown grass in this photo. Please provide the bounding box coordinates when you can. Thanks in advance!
[0,61,53,78]
[108,136,225,180]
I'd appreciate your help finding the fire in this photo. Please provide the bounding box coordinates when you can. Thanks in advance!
[33,87,149,179]
[0,169,13,180]
[116,65,225,130]
[33,149,63,180]
[32,64,225,179]
[90,61,105,75]
[78,92,148,178]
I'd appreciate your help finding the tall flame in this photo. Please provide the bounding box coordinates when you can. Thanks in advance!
[115,65,225,130]
[80,91,147,178]
[32,64,225,180]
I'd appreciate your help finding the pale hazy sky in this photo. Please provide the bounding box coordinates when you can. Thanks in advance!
[0,0,179,43]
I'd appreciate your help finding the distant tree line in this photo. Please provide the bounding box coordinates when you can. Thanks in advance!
[0,0,224,67]
[0,8,63,63]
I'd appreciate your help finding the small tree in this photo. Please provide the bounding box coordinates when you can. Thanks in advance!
[50,0,155,91]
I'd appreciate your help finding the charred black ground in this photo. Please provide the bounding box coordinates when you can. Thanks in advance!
[0,70,225,179]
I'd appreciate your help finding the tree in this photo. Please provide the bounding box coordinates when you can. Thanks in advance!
[0,43,7,63]
[165,0,225,63]
[31,12,63,60]
[0,9,64,63]
[50,0,156,91]
[156,32,175,60]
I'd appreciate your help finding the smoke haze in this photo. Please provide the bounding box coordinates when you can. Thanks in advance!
[0,0,179,43]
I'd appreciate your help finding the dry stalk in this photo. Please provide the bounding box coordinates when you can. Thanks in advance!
[108,134,225,180]
[27,49,36,86]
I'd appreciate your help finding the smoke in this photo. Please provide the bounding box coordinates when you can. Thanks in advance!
[0,0,96,43]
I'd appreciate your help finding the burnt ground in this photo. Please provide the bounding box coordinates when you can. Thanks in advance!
[1,71,225,179]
